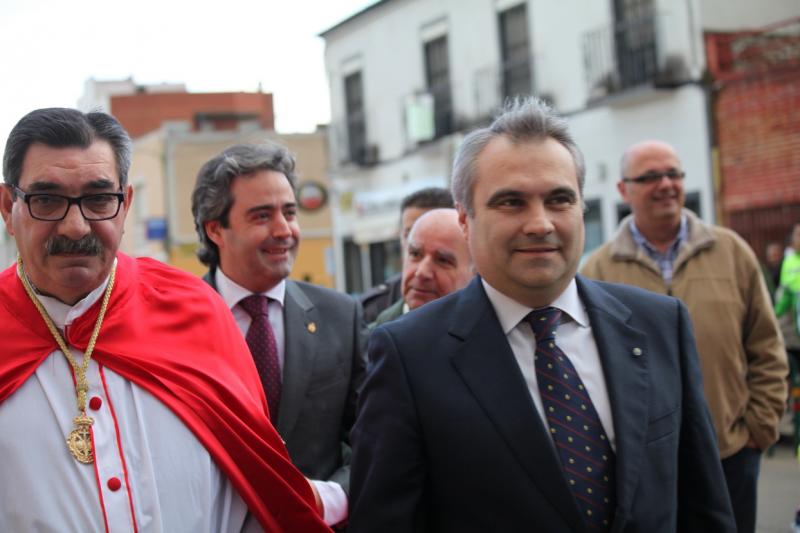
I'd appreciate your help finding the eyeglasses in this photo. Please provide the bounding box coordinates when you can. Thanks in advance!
[12,185,125,221]
[622,169,685,185]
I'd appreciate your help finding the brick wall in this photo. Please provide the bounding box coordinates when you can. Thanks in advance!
[728,204,800,262]
[111,92,274,138]
[716,69,800,213]
[706,21,800,258]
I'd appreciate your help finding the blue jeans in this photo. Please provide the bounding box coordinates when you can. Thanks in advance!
[722,445,762,533]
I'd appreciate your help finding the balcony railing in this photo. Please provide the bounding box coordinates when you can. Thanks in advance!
[330,53,541,166]
[583,13,664,99]
[429,80,454,139]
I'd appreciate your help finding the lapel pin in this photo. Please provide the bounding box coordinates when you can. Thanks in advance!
[307,322,317,333]
[632,347,643,357]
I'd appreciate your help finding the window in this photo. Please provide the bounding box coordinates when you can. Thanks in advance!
[370,239,402,286]
[499,3,532,99]
[613,0,657,89]
[583,199,604,258]
[344,71,367,164]
[343,238,364,294]
[424,35,453,138]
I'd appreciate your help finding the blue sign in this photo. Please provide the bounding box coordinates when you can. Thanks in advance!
[146,218,168,240]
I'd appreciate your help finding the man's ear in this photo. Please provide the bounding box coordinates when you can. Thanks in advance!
[118,184,134,224]
[456,202,469,241]
[616,180,629,202]
[204,220,224,247]
[0,185,15,236]
[123,184,134,210]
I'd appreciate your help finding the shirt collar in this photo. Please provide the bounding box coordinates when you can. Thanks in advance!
[629,214,687,255]
[481,277,589,335]
[215,267,286,310]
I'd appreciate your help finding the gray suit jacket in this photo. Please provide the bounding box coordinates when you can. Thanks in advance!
[205,269,367,494]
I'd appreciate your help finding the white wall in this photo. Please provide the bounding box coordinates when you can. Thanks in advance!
[333,133,459,243]
[529,0,611,112]
[699,0,800,31]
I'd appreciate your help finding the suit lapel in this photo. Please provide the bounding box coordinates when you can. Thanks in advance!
[448,278,586,532]
[576,276,650,523]
[277,281,317,437]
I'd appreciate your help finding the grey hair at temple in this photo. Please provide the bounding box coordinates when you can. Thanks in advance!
[451,96,586,216]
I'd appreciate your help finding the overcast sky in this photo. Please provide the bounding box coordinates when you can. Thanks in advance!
[0,0,376,158]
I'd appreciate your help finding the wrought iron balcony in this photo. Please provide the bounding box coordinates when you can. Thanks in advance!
[583,13,680,100]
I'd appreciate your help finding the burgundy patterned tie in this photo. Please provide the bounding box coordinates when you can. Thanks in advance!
[239,294,281,422]
[527,307,616,531]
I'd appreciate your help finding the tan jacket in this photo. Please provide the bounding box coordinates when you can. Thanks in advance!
[581,211,787,458]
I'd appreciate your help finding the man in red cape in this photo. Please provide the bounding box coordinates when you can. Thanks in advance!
[0,107,327,532]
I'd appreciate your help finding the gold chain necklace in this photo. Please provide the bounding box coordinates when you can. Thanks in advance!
[17,255,116,464]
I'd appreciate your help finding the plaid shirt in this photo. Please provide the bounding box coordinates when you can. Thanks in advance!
[629,216,687,285]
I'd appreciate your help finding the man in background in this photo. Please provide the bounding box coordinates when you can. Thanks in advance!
[360,186,453,322]
[763,241,784,298]
[372,208,472,327]
[776,222,800,432]
[192,142,366,528]
[582,139,787,533]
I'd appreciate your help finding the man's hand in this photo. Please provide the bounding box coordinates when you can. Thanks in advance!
[307,477,324,517]
[745,436,761,450]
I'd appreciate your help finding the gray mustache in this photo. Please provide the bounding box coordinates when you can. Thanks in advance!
[45,235,103,256]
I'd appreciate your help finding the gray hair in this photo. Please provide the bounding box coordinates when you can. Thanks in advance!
[3,107,132,188]
[191,142,297,267]
[452,96,585,216]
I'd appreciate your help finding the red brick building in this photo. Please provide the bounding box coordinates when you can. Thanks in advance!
[111,91,274,138]
[706,17,800,257]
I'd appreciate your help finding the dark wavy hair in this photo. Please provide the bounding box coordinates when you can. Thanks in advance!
[3,107,132,188]
[191,142,297,267]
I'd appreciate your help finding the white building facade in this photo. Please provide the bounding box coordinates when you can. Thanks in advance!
[321,0,798,293]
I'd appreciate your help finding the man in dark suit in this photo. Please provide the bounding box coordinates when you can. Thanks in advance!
[191,142,366,528]
[360,187,454,323]
[349,97,735,532]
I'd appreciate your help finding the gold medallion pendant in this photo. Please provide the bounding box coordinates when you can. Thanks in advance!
[17,255,116,466]
[66,414,95,464]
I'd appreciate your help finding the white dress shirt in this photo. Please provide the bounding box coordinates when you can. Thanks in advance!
[215,268,348,526]
[482,278,616,451]
[0,268,260,532]
[216,268,287,372]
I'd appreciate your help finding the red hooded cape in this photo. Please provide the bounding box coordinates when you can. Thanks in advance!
[0,253,327,532]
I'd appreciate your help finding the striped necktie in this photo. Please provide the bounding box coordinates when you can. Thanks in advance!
[527,306,616,531]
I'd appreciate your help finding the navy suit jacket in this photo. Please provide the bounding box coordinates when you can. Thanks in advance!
[350,275,734,532]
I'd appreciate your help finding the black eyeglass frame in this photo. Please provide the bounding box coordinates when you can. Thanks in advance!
[622,169,686,185]
[11,185,125,222]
